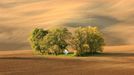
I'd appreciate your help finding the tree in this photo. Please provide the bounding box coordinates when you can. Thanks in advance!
[29,27,105,56]
[71,26,105,56]
[41,28,71,55]
[29,28,48,54]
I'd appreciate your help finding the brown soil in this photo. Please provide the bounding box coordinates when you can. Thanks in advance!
[0,45,134,75]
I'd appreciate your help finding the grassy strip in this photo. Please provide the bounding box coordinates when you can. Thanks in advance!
[33,51,76,58]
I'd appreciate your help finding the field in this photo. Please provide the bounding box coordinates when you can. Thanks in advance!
[0,45,134,75]
[0,0,134,75]
[0,0,134,50]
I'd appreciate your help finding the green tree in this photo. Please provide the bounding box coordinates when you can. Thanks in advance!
[29,28,48,54]
[41,28,71,55]
[71,26,105,56]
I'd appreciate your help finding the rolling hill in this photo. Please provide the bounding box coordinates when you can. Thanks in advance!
[0,0,134,50]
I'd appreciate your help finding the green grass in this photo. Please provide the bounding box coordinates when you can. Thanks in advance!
[33,51,102,57]
[40,53,75,58]
[56,53,75,57]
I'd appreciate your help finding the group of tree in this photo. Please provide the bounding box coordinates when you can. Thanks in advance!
[29,26,105,56]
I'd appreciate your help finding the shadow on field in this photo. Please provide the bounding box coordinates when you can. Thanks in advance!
[76,52,134,57]
[0,57,48,60]
[1,53,134,60]
[0,57,78,61]
[93,53,134,57]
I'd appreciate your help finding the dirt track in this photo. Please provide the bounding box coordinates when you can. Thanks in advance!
[0,45,134,75]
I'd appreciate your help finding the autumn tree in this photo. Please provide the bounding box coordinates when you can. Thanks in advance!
[41,28,71,55]
[29,28,48,54]
[71,26,105,56]
[29,26,104,56]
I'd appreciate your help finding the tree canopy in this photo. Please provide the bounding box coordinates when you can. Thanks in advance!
[29,26,105,56]
[71,26,105,56]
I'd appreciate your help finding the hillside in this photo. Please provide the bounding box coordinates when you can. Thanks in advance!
[0,0,134,50]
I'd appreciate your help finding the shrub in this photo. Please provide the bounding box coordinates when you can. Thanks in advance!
[71,26,105,56]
